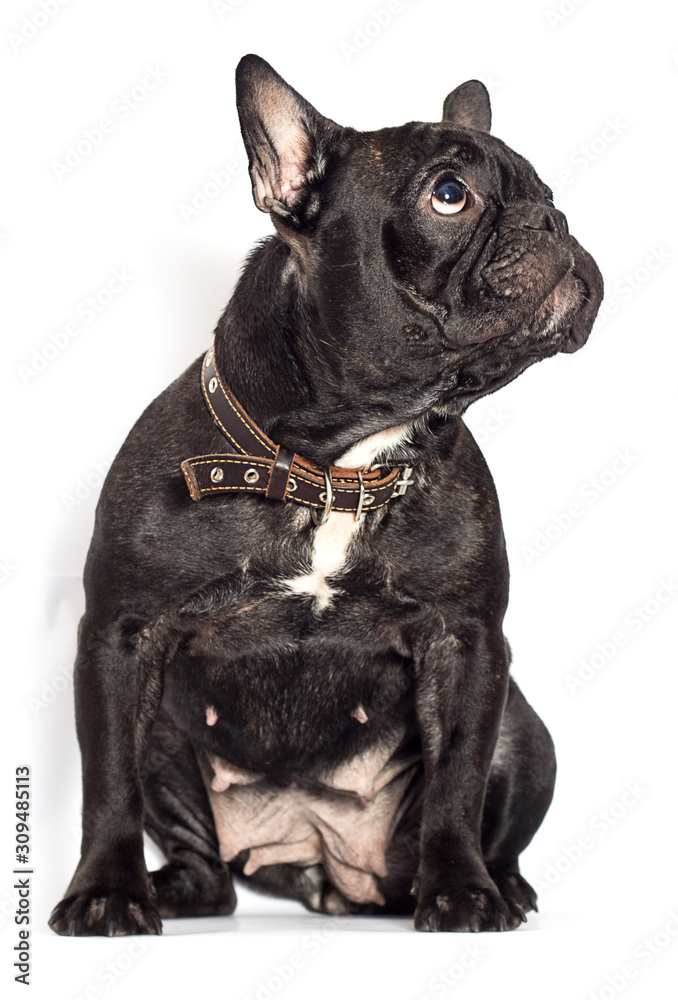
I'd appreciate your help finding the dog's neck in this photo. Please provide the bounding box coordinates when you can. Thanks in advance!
[213,237,447,468]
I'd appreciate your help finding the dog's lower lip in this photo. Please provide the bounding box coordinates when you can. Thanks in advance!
[550,272,581,310]
[535,272,583,337]
[561,273,595,352]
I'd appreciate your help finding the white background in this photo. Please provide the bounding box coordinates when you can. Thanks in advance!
[1,0,677,997]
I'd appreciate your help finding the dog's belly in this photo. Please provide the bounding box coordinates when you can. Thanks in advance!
[200,730,421,905]
[162,506,422,903]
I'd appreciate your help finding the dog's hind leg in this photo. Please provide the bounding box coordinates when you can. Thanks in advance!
[480,677,556,916]
[143,710,237,918]
[374,779,423,915]
[374,680,555,921]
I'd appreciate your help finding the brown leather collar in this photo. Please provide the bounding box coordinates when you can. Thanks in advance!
[181,346,414,523]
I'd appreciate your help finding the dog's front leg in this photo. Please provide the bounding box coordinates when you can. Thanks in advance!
[49,617,167,936]
[413,626,523,932]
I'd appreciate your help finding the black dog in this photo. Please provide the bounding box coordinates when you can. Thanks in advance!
[49,55,603,936]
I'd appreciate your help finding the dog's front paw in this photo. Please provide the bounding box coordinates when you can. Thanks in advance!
[414,885,526,933]
[48,890,162,937]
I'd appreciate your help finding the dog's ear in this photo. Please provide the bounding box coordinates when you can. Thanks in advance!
[235,54,340,227]
[442,81,491,132]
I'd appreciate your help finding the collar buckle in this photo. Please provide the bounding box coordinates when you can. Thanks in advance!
[394,466,414,496]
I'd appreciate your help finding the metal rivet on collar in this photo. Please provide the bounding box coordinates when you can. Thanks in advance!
[205,351,213,366]
[208,377,218,393]
[244,468,260,484]
[363,494,375,506]
[210,467,224,483]
[287,476,297,493]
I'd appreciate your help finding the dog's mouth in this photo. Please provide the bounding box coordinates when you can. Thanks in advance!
[451,222,603,357]
[533,272,587,344]
[525,242,603,355]
[457,266,587,356]
[555,245,604,353]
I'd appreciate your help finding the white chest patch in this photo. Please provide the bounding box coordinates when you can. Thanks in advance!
[281,422,412,610]
[284,511,358,610]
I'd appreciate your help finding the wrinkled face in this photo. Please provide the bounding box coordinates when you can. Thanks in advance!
[236,56,604,422]
[309,124,603,416]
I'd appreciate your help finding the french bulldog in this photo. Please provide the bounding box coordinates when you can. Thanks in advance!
[49,54,603,936]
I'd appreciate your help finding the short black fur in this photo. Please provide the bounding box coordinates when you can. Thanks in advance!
[49,55,603,936]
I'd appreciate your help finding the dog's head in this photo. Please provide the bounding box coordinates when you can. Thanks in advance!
[235,55,603,427]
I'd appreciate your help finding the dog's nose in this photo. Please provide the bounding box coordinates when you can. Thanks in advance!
[517,203,568,238]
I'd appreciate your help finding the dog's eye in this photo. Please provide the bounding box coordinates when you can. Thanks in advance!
[544,195,555,208]
[431,180,467,215]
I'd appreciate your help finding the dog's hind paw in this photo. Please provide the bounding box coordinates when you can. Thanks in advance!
[486,867,538,915]
[48,890,162,937]
[151,862,236,918]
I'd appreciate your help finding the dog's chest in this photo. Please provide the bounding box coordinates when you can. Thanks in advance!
[281,509,362,610]
[280,422,412,610]
[165,426,420,766]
